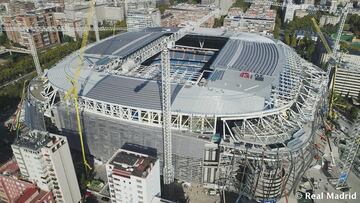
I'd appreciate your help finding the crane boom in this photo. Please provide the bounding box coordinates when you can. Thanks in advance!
[64,0,97,174]
[333,4,350,60]
[311,18,332,55]
[310,3,357,189]
[27,31,42,76]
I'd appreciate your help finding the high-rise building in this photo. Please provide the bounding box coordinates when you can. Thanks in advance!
[106,149,161,203]
[126,0,160,31]
[11,130,81,203]
[224,4,276,34]
[334,54,360,98]
[126,8,160,31]
[2,7,61,49]
[283,1,312,23]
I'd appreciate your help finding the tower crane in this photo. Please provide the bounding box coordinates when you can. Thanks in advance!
[0,0,127,176]
[27,30,43,76]
[336,119,360,189]
[137,10,220,185]
[272,0,358,190]
[252,0,358,192]
[2,17,125,175]
[63,0,97,175]
[1,17,126,76]
[3,2,218,185]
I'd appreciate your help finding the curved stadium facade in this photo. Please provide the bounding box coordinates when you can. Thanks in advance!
[25,28,327,201]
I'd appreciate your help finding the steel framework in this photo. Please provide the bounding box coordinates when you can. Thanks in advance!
[207,44,327,201]
[27,31,42,76]
[336,120,360,188]
[161,48,175,184]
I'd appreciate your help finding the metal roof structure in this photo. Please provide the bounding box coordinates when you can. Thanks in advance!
[85,75,182,110]
[85,31,166,58]
[211,34,282,76]
[40,30,293,115]
[28,28,327,144]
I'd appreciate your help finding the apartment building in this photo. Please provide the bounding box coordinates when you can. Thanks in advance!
[334,54,360,98]
[8,0,35,14]
[106,149,161,203]
[319,15,339,26]
[0,160,54,203]
[127,8,160,32]
[161,4,215,28]
[224,4,276,34]
[11,130,81,203]
[126,0,160,31]
[2,7,61,49]
[0,160,31,203]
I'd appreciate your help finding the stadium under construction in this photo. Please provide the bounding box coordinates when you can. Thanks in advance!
[25,28,327,201]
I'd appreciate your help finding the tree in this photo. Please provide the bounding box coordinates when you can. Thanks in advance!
[232,0,250,12]
[285,32,290,45]
[115,20,127,28]
[291,34,297,47]
[158,4,169,14]
[62,35,74,43]
[213,16,226,28]
[350,106,359,120]
[0,33,9,46]
[273,16,281,39]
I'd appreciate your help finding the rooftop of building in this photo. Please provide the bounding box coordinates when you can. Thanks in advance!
[0,159,19,175]
[339,53,360,71]
[16,187,53,203]
[227,4,276,20]
[12,130,53,151]
[108,149,157,178]
[169,3,216,10]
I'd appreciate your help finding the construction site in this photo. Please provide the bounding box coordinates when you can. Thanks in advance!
[22,23,330,201]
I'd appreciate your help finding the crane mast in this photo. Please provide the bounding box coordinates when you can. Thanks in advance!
[27,31,42,76]
[2,0,106,76]
[251,0,359,192]
[333,5,349,59]
[336,120,360,188]
[161,47,174,185]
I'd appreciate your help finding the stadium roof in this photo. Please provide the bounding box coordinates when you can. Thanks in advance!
[85,31,166,58]
[44,29,292,115]
[85,76,182,110]
[211,33,283,76]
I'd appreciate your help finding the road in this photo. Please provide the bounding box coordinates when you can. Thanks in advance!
[0,71,35,89]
